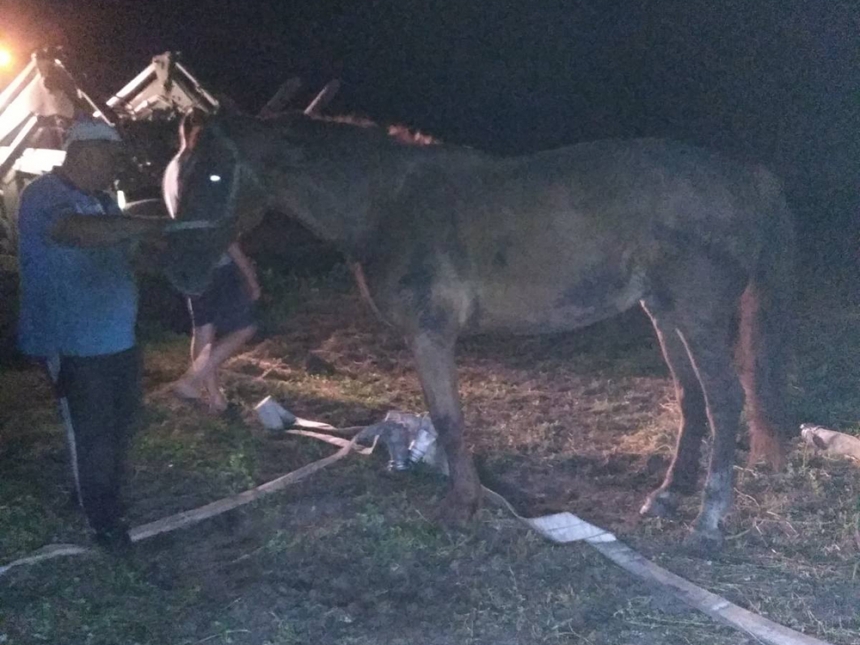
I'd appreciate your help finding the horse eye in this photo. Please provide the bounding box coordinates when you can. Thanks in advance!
[209,174,222,183]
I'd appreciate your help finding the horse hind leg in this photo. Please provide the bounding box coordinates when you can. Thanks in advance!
[640,299,709,518]
[643,248,749,551]
[409,330,482,523]
[673,295,746,552]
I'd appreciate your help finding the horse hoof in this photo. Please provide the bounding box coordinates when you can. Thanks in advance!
[683,527,724,555]
[435,492,479,527]
[640,490,678,518]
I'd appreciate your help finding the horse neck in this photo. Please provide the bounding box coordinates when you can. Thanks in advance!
[263,146,419,258]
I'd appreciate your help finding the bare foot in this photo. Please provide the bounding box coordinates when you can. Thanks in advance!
[207,390,229,415]
[172,378,203,401]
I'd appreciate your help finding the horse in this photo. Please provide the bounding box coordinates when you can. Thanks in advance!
[162,112,796,551]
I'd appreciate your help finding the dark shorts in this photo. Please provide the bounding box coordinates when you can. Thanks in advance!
[188,262,257,336]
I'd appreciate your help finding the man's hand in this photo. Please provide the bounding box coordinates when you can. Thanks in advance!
[247,277,262,301]
[226,242,262,301]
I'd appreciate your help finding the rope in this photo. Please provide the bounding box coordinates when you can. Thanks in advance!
[481,487,833,645]
[0,430,368,577]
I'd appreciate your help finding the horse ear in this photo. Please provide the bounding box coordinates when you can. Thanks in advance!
[213,94,245,116]
[304,79,341,116]
[179,107,210,150]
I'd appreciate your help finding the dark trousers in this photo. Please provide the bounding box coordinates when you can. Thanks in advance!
[47,347,141,533]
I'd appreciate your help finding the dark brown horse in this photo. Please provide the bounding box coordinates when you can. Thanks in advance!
[163,113,796,550]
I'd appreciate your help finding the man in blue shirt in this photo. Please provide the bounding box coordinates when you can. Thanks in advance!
[17,119,164,552]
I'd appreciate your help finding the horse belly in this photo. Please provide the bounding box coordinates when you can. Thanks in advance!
[473,272,646,335]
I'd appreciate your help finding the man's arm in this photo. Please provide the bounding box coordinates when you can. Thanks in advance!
[50,215,169,248]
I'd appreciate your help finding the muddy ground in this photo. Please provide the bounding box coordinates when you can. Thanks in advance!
[1,261,859,645]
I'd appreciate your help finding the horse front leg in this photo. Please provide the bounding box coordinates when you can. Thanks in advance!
[409,331,481,523]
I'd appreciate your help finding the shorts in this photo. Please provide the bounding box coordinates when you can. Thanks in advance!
[188,262,257,336]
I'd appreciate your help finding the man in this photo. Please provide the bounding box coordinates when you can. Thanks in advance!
[17,118,163,551]
[163,109,260,414]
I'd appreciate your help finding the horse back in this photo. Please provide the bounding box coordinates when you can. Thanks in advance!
[359,139,781,336]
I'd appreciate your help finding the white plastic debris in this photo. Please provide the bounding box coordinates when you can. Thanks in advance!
[354,411,451,475]
[254,396,297,430]
[406,414,449,475]
[800,423,860,461]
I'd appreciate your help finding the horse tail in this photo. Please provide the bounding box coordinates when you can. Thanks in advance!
[737,168,797,467]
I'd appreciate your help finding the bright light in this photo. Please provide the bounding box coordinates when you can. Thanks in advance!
[0,49,11,68]
[209,174,221,182]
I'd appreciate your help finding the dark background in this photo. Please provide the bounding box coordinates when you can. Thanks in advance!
[2,0,858,263]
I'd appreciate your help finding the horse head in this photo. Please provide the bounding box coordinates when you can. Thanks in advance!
[162,114,274,295]
[162,110,421,294]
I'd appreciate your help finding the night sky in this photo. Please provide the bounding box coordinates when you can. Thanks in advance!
[3,0,858,254]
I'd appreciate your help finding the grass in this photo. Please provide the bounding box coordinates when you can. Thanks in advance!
[1,264,860,644]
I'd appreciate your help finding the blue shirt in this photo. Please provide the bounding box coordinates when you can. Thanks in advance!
[17,172,138,357]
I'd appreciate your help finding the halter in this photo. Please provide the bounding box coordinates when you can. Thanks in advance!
[164,122,264,235]
[163,219,222,232]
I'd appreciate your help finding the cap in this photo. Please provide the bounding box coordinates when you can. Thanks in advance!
[63,119,123,149]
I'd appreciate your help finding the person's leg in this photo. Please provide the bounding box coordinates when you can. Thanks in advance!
[197,324,258,413]
[196,261,259,413]
[190,323,213,366]
[55,354,129,548]
[45,356,83,509]
[172,323,215,400]
[111,347,142,520]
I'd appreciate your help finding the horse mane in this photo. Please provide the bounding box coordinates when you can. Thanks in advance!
[259,111,442,147]
[317,113,441,146]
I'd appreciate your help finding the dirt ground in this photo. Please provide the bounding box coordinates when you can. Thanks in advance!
[1,263,859,645]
